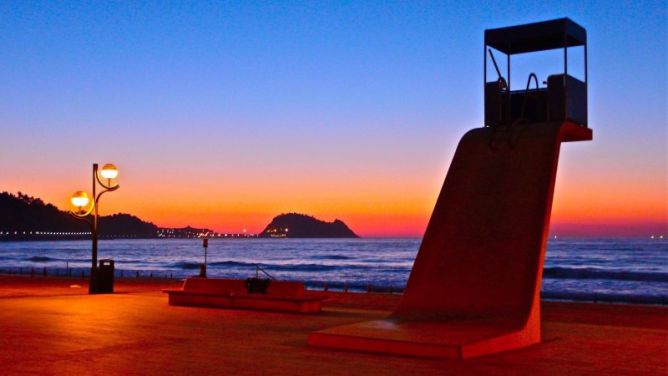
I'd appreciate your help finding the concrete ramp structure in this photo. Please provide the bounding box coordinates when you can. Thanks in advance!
[308,122,591,358]
[309,18,592,359]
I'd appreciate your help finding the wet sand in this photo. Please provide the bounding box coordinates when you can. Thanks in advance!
[0,275,666,375]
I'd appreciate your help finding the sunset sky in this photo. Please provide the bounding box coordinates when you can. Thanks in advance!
[0,1,666,237]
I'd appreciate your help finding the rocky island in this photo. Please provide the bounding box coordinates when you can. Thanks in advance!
[259,213,358,238]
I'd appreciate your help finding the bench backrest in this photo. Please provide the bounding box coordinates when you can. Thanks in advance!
[182,278,305,297]
[183,278,246,294]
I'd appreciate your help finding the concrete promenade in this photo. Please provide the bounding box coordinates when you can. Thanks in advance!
[0,276,665,375]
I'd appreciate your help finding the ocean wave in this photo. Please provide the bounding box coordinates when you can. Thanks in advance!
[168,260,373,272]
[310,255,354,260]
[25,256,94,263]
[169,262,204,270]
[541,291,668,305]
[543,267,668,282]
[26,256,60,262]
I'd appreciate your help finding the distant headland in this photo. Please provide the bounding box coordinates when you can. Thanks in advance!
[0,192,250,240]
[259,213,358,238]
[0,192,356,240]
[0,192,159,240]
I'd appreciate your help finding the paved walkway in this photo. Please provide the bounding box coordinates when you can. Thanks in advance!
[0,277,666,375]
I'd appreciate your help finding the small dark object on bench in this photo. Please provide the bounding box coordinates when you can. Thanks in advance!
[246,278,271,294]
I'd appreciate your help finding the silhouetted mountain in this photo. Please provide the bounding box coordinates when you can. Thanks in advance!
[0,192,83,232]
[98,213,158,236]
[0,191,158,239]
[259,213,358,238]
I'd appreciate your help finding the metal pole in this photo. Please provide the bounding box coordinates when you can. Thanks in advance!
[506,50,511,126]
[563,30,569,121]
[584,43,588,83]
[563,27,568,78]
[202,238,208,277]
[90,163,99,293]
[484,41,487,121]
[584,41,588,126]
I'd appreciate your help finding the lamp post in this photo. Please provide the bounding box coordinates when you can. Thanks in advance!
[69,163,119,294]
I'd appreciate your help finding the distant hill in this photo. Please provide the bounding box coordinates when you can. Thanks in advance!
[0,191,158,239]
[259,213,358,238]
[98,213,159,236]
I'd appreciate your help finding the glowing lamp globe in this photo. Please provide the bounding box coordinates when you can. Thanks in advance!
[70,191,90,208]
[100,164,119,180]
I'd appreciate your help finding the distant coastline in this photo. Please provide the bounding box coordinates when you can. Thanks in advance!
[0,191,255,241]
[0,192,357,241]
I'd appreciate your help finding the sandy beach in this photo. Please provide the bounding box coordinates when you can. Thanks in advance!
[0,275,665,375]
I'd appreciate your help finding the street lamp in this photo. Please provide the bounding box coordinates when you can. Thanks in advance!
[69,163,120,294]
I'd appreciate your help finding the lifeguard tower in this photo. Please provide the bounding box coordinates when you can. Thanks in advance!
[485,17,588,128]
[308,18,592,359]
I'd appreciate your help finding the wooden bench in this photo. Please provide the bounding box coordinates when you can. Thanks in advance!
[163,278,326,314]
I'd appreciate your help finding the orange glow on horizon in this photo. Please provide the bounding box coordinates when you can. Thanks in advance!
[4,143,666,238]
[34,177,664,237]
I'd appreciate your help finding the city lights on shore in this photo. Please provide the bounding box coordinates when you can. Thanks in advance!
[0,231,93,236]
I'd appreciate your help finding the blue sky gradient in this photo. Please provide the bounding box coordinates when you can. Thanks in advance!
[0,1,666,235]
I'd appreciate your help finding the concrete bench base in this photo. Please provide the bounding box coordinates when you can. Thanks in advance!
[308,317,537,359]
[163,278,325,314]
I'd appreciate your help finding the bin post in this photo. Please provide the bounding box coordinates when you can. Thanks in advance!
[200,238,208,278]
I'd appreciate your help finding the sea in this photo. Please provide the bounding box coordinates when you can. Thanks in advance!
[0,238,666,304]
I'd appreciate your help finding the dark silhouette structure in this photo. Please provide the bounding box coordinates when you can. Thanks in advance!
[308,18,592,359]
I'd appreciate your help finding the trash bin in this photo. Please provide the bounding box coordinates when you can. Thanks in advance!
[97,259,114,293]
